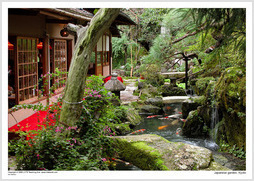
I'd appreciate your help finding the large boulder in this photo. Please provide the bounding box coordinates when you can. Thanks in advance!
[113,107,142,135]
[139,105,163,114]
[144,97,163,107]
[112,134,230,171]
[181,97,204,119]
[161,84,186,97]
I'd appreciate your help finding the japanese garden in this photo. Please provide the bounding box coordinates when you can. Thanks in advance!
[7,8,247,172]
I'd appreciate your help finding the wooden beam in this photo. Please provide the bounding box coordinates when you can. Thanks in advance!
[40,10,70,20]
[46,19,76,24]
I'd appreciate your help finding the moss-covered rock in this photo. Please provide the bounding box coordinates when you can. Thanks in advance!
[112,134,228,170]
[215,67,246,150]
[161,84,186,97]
[139,105,163,114]
[181,98,201,119]
[113,106,142,135]
[204,161,231,171]
[111,123,132,135]
[194,77,215,96]
[126,108,142,127]
[182,110,208,138]
[144,97,163,107]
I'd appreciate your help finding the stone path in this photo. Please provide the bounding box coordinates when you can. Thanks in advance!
[120,79,139,104]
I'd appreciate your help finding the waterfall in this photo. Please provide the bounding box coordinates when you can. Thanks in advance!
[210,104,219,142]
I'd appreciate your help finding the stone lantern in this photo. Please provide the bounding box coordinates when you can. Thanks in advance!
[104,73,126,99]
[169,77,177,87]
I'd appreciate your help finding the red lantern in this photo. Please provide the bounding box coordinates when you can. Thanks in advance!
[37,42,43,49]
[37,42,52,50]
[8,41,14,50]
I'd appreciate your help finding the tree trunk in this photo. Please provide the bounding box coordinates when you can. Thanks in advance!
[59,8,120,127]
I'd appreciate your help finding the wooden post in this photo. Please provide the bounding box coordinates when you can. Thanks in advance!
[14,36,19,105]
[185,57,188,90]
[42,37,49,105]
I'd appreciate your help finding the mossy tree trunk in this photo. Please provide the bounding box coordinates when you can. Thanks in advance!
[59,8,120,127]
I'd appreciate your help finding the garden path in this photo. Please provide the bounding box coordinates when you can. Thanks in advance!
[120,79,139,104]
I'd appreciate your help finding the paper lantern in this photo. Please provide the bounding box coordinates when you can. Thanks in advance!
[8,41,14,50]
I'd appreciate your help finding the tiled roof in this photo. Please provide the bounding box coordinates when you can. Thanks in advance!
[58,8,93,19]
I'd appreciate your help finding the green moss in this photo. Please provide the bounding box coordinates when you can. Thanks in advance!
[150,134,172,143]
[215,66,246,150]
[114,139,169,170]
[204,161,231,171]
[126,108,142,126]
[192,95,206,105]
[195,77,215,96]
[111,123,131,135]
[177,143,185,150]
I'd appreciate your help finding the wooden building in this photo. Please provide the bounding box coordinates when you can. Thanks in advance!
[8,8,135,107]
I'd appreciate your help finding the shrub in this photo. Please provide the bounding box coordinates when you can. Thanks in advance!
[9,75,121,170]
[142,64,165,87]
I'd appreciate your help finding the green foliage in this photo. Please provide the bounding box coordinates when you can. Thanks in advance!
[141,64,165,87]
[195,77,215,96]
[137,8,171,48]
[112,35,129,68]
[9,126,108,170]
[219,139,246,159]
[176,83,185,89]
[8,74,124,170]
[189,8,246,59]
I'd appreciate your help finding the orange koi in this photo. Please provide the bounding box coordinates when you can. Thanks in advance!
[130,129,146,135]
[158,125,169,130]
[147,115,158,118]
[166,106,172,110]
[178,112,182,114]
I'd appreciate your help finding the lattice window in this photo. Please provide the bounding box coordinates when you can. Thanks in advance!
[17,37,38,102]
[53,40,67,89]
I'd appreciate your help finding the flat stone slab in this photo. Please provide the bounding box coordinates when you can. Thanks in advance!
[112,134,230,171]
[161,72,185,79]
[163,96,191,103]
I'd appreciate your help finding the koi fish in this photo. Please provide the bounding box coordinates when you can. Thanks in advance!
[180,119,186,122]
[178,112,182,114]
[176,128,182,135]
[147,115,158,118]
[158,116,170,120]
[166,106,172,110]
[130,129,146,134]
[158,125,169,130]
[158,114,181,120]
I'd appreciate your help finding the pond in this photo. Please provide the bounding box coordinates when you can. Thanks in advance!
[113,102,245,170]
[113,103,219,170]
[134,103,219,151]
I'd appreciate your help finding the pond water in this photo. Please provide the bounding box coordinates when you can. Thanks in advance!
[114,103,220,170]
[133,103,219,151]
